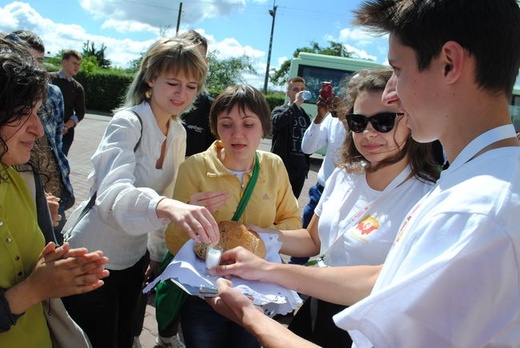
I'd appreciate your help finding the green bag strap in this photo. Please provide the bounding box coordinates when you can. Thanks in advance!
[231,152,260,221]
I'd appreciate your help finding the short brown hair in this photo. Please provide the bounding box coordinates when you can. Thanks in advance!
[210,85,272,138]
[287,76,305,88]
[62,49,82,61]
[177,30,208,53]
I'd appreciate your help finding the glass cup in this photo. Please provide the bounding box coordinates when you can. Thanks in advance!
[205,245,223,269]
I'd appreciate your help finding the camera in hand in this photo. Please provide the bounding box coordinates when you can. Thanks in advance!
[320,81,338,117]
[320,81,333,100]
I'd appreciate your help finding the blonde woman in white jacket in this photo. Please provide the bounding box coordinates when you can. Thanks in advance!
[63,38,221,348]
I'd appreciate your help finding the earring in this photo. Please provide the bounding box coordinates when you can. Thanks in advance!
[145,89,152,99]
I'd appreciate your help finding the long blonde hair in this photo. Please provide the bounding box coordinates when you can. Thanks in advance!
[122,37,208,109]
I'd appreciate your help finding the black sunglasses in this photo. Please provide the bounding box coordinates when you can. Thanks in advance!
[346,112,404,133]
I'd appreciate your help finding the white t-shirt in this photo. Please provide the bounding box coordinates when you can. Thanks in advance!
[316,166,434,266]
[301,115,347,186]
[334,125,520,347]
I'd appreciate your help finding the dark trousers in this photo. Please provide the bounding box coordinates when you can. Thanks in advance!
[288,297,352,348]
[180,296,260,348]
[62,127,74,156]
[290,183,324,265]
[63,252,149,348]
[286,163,309,199]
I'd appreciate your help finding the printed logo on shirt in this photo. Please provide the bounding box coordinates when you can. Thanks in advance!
[392,194,428,248]
[349,215,379,243]
[262,193,270,200]
[186,124,204,133]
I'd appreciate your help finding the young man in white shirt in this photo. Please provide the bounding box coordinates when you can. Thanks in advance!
[206,0,520,347]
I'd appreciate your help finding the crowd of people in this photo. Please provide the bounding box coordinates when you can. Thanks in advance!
[1,0,520,347]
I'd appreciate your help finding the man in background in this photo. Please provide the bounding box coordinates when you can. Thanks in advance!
[271,77,311,198]
[289,77,351,265]
[50,49,85,156]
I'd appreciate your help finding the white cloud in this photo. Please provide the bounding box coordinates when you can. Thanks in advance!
[344,44,377,61]
[75,0,266,68]
[0,2,159,67]
[101,19,159,35]
[79,0,248,27]
[0,2,47,33]
[208,36,267,88]
[0,1,387,81]
[277,55,288,66]
[211,37,264,59]
[338,27,381,42]
[327,26,389,64]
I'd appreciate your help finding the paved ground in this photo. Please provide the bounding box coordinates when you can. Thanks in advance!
[67,113,321,347]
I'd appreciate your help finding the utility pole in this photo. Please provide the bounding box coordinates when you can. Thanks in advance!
[263,1,277,93]
[176,2,183,34]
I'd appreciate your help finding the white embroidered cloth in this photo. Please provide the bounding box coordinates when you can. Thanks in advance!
[144,233,302,316]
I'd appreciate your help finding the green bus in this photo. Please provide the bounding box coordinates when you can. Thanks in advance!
[289,52,520,132]
[287,52,384,117]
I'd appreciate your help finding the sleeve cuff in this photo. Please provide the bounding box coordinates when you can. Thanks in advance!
[0,288,24,332]
[70,115,80,125]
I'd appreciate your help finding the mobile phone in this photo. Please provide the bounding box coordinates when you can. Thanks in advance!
[320,81,333,100]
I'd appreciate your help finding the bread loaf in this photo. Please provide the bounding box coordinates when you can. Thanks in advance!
[194,221,266,260]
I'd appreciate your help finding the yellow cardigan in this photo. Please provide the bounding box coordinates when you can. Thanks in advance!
[165,141,302,254]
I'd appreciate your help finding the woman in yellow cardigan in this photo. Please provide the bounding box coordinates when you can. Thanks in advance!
[164,84,301,348]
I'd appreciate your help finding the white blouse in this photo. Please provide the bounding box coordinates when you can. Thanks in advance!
[66,102,186,270]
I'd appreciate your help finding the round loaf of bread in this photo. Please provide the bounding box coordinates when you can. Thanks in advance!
[194,221,266,260]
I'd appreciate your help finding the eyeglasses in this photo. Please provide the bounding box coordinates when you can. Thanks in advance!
[345,112,404,133]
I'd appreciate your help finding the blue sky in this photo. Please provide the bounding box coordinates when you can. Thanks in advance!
[0,0,390,89]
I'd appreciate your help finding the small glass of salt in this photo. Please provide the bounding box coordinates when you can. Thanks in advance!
[205,244,223,270]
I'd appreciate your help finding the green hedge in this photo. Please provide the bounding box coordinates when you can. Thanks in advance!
[67,69,286,115]
[265,92,285,112]
[74,70,134,115]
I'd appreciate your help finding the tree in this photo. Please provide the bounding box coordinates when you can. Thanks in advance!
[127,53,144,73]
[205,51,257,96]
[82,40,111,69]
[270,40,357,86]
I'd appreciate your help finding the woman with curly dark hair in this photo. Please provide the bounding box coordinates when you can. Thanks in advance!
[0,37,108,348]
